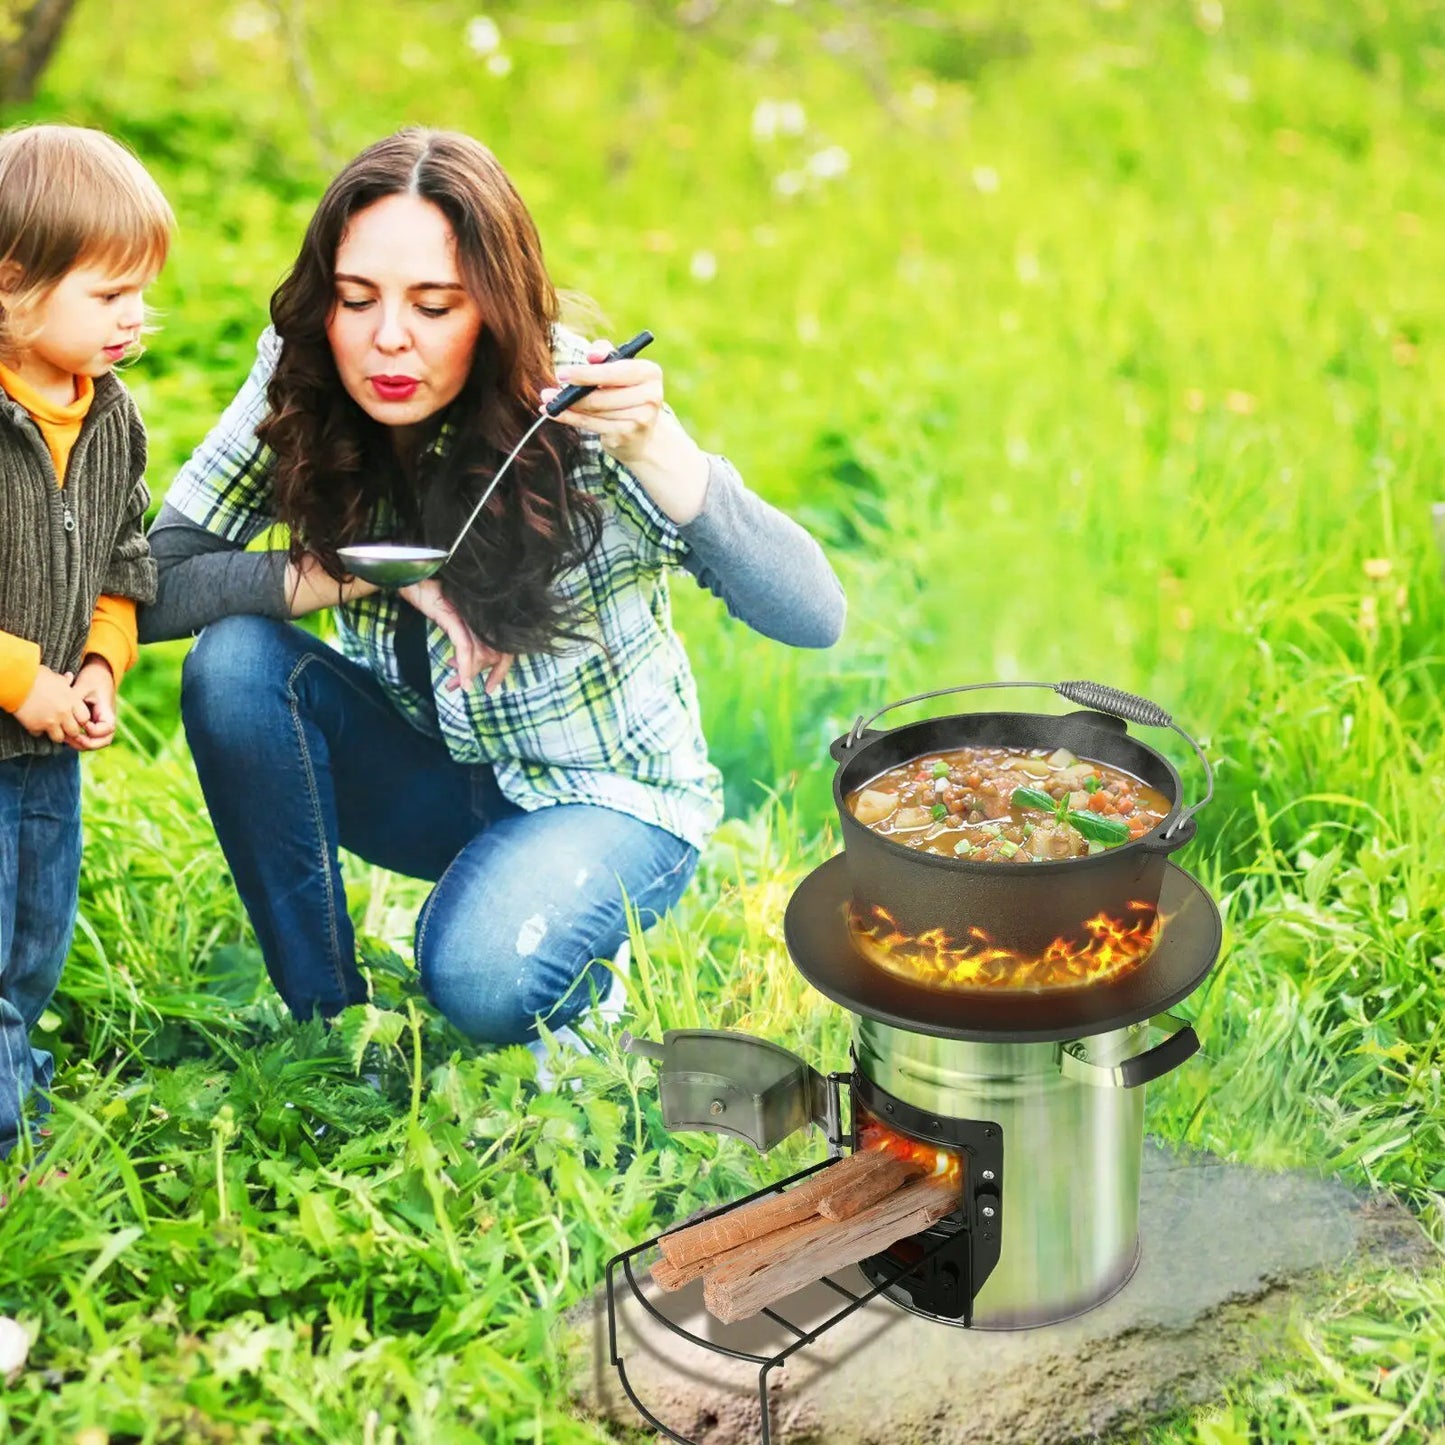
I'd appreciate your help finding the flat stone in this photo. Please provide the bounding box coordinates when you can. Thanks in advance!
[564,1141,1434,1445]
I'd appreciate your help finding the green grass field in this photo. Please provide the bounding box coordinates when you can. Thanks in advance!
[1,0,1443,1439]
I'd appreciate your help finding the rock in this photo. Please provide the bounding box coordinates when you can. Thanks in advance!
[565,1141,1435,1445]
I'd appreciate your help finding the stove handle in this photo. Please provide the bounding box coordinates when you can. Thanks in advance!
[834,679,1212,839]
[1059,1012,1200,1089]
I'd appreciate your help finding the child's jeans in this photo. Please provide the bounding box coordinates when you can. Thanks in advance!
[0,751,81,1160]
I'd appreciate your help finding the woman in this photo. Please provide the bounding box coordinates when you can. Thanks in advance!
[140,128,845,1046]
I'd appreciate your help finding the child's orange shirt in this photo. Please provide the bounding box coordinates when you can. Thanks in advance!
[0,361,139,713]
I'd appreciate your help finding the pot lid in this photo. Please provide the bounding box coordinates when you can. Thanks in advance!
[783,855,1222,1043]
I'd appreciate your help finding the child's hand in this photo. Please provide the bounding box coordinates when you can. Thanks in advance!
[13,666,90,744]
[70,657,118,751]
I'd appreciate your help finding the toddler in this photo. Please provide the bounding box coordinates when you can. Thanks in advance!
[0,124,172,1160]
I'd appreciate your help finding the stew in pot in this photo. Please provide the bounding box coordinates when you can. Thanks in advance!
[846,746,1171,863]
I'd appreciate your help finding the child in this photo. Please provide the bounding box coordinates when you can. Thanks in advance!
[0,125,172,1161]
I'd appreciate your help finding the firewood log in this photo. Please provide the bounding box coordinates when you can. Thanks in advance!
[647,1156,927,1293]
[656,1150,898,1269]
[817,1155,924,1220]
[702,1175,960,1324]
[649,1253,709,1292]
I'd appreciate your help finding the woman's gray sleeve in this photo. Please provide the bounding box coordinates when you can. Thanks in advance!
[138,503,291,643]
[143,460,849,647]
[676,455,846,648]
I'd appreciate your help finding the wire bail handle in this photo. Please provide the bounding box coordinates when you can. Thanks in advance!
[841,680,1212,839]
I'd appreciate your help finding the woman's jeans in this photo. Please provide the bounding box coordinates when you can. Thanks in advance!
[0,751,80,1160]
[180,616,698,1042]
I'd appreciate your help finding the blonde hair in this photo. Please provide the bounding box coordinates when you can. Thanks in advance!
[0,124,174,357]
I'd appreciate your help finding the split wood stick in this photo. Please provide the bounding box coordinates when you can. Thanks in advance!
[702,1173,956,1299]
[656,1150,898,1269]
[648,1253,710,1292]
[702,1174,960,1325]
[817,1155,925,1221]
[648,1158,923,1292]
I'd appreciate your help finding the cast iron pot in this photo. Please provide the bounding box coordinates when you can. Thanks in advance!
[830,681,1213,960]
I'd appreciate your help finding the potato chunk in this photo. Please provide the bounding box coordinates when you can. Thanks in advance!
[852,788,898,826]
[891,806,935,831]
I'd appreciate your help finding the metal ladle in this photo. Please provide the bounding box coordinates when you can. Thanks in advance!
[336,330,654,587]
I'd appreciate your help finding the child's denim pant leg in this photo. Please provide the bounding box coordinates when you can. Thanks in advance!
[0,752,81,1160]
[180,614,699,1041]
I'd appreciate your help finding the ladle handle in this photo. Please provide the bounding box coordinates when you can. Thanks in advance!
[840,679,1212,839]
[544,330,655,417]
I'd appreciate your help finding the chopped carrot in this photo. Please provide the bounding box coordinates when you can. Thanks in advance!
[1088,792,1110,813]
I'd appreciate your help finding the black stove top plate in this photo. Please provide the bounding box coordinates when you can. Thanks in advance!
[784,855,1222,1042]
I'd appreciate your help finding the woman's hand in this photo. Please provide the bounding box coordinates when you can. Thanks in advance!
[399,578,514,696]
[540,339,711,525]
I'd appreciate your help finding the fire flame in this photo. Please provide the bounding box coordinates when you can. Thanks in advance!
[856,1111,963,1187]
[847,900,1161,993]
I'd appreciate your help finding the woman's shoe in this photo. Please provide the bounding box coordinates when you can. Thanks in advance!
[528,937,632,1089]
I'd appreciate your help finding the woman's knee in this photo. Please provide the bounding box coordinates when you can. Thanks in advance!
[417,933,537,1044]
[181,615,293,738]
[412,808,696,1044]
[417,909,616,1044]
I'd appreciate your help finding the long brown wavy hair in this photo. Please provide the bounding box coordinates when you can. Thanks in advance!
[256,128,602,654]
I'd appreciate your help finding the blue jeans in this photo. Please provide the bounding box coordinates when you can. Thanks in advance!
[0,751,81,1160]
[180,616,699,1042]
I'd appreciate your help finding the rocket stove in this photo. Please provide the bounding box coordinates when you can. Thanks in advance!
[604,682,1223,1444]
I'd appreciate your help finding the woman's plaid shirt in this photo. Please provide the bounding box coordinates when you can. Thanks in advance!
[165,328,724,850]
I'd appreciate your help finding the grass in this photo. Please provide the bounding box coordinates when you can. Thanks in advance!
[2,0,1445,1439]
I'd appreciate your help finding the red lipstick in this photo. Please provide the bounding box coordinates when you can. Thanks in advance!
[370,376,420,402]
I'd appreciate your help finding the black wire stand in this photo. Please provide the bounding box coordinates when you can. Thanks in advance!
[604,1155,965,1445]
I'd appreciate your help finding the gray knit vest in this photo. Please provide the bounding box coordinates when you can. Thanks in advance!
[0,371,157,760]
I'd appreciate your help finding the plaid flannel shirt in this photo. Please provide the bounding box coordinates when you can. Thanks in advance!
[166,327,724,850]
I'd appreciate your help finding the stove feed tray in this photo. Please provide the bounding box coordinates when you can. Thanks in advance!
[605,1155,968,1445]
[784,856,1222,1043]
